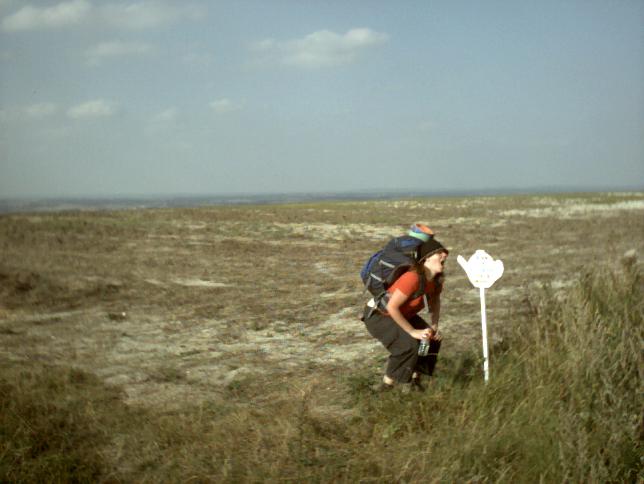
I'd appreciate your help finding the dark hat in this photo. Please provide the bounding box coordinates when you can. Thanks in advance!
[417,238,448,261]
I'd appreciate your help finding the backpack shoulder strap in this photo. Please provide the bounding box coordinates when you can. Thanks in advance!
[375,270,424,313]
[411,272,426,299]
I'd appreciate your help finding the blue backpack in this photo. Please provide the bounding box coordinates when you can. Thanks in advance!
[360,234,426,312]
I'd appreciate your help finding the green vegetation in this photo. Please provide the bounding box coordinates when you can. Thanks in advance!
[2,258,641,482]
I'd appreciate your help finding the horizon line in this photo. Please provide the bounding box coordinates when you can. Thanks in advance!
[2,184,643,202]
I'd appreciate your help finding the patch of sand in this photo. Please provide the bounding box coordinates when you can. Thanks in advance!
[271,222,399,241]
[501,200,644,218]
[173,279,229,288]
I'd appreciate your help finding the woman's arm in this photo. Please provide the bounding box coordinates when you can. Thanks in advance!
[428,294,442,341]
[387,289,431,341]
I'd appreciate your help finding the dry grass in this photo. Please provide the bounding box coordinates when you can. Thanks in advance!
[1,191,643,481]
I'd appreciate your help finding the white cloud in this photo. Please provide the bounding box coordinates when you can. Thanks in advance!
[1,0,91,32]
[67,99,115,119]
[145,107,177,135]
[24,103,58,118]
[253,28,389,69]
[86,40,152,65]
[251,38,275,52]
[1,0,204,32]
[99,1,204,30]
[210,98,241,114]
[152,108,177,122]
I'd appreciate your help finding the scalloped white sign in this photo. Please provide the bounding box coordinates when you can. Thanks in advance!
[457,250,504,289]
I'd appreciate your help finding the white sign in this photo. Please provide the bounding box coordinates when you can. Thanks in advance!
[457,250,504,382]
[457,250,504,289]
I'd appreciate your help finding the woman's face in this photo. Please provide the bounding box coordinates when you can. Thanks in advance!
[424,251,448,276]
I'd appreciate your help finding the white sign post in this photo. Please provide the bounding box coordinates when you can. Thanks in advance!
[457,250,504,383]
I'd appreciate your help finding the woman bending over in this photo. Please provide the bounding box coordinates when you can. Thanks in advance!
[363,234,448,392]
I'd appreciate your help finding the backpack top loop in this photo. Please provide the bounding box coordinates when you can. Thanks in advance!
[408,223,434,242]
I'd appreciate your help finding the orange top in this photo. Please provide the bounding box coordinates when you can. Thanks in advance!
[385,271,442,319]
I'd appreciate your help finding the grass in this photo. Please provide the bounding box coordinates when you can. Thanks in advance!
[1,192,642,482]
[0,367,119,482]
[1,256,641,482]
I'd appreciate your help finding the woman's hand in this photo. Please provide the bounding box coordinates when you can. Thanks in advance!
[410,328,433,340]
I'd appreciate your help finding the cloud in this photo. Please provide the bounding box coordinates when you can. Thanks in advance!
[99,1,204,30]
[253,28,389,69]
[86,40,152,65]
[24,103,58,119]
[152,108,177,122]
[67,99,115,119]
[251,38,275,52]
[210,98,241,114]
[1,0,204,32]
[1,0,91,32]
[145,107,177,135]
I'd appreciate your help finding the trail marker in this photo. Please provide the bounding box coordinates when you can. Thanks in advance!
[457,250,504,382]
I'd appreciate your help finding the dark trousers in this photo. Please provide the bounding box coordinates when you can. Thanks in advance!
[363,308,441,383]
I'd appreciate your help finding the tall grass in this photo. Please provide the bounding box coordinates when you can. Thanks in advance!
[1,257,642,482]
[337,255,642,483]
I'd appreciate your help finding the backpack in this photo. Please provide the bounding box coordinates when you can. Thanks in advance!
[360,234,426,312]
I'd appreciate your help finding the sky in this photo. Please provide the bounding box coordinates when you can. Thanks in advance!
[0,0,643,198]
